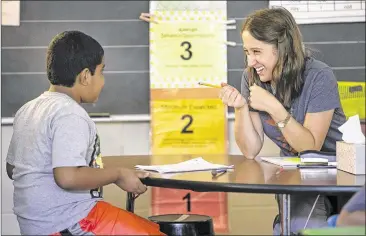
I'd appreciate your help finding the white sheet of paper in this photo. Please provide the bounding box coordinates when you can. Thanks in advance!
[135,157,234,174]
[1,1,20,26]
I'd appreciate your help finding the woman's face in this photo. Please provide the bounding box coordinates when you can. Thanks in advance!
[242,30,278,83]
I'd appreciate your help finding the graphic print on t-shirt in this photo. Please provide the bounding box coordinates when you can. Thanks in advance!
[263,115,297,156]
[89,133,104,198]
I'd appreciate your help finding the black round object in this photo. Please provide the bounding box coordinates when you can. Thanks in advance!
[148,214,215,236]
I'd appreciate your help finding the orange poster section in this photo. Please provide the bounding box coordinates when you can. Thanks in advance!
[152,188,228,233]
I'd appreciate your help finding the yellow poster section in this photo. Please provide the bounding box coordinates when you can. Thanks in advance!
[150,21,226,86]
[151,98,226,155]
[149,10,227,88]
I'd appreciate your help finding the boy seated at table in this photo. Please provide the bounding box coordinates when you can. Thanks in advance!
[6,30,165,235]
[337,185,365,226]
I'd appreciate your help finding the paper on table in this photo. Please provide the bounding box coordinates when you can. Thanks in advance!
[261,157,302,167]
[338,114,366,144]
[261,157,336,167]
[135,157,234,174]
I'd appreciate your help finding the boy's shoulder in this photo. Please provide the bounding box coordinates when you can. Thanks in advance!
[14,92,91,125]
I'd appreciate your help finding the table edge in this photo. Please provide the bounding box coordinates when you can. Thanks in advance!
[142,177,363,194]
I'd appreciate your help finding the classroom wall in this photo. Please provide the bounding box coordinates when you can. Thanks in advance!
[1,1,365,117]
[1,0,365,235]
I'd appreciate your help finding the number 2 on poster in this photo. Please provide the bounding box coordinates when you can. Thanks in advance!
[181,114,193,134]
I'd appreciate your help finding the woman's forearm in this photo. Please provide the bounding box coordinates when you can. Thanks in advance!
[268,103,316,153]
[234,104,263,159]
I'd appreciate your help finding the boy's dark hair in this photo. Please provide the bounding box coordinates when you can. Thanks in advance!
[46,31,104,87]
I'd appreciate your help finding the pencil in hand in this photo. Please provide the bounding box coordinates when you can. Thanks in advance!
[198,82,223,88]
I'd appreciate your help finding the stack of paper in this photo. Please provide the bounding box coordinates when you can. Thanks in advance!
[261,157,336,167]
[135,157,234,174]
[261,157,302,167]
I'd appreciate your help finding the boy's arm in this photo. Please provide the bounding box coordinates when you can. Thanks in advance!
[51,114,147,194]
[6,131,16,180]
[6,162,14,180]
[53,166,119,191]
[54,166,148,193]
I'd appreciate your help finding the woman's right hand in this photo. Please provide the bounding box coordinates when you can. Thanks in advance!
[219,83,247,109]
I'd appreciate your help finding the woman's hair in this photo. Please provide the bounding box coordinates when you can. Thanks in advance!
[241,7,310,108]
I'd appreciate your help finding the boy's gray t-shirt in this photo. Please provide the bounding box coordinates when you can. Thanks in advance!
[6,91,104,235]
[241,57,346,156]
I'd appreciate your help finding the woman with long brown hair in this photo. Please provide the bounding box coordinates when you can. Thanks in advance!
[221,7,346,234]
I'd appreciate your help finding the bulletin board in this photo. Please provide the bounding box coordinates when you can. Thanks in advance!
[269,1,366,24]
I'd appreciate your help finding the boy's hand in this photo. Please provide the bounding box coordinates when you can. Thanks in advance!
[115,168,149,194]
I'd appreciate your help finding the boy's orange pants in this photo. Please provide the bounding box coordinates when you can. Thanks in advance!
[51,201,165,235]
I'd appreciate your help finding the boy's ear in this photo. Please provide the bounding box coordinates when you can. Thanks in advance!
[78,68,91,86]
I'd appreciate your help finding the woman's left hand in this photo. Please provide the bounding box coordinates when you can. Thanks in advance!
[248,83,279,113]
